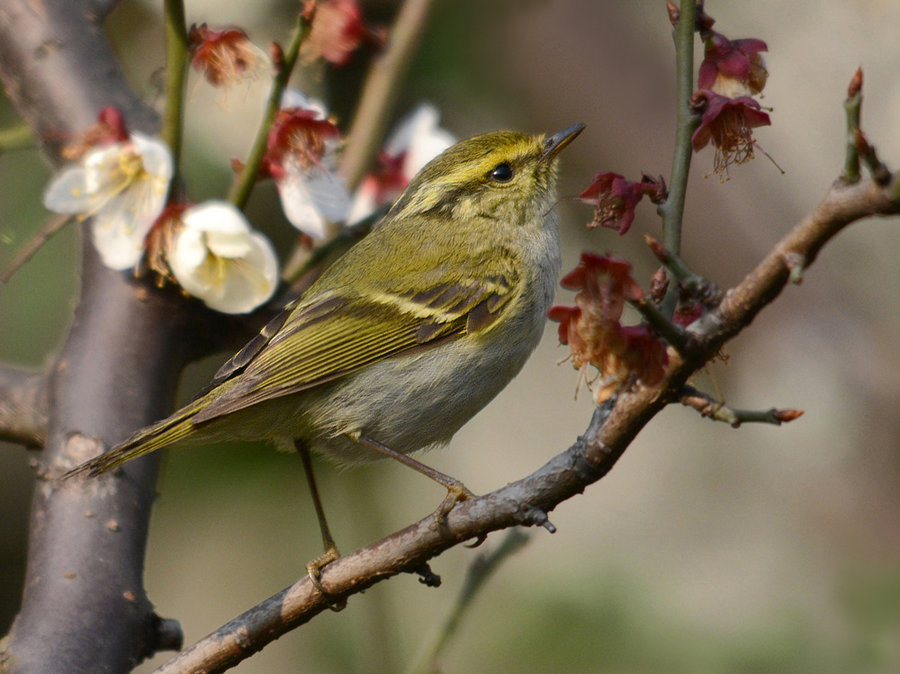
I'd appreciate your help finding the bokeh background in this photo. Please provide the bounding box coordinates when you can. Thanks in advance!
[2,1,900,672]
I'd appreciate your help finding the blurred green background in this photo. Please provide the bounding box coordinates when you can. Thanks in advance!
[2,1,900,672]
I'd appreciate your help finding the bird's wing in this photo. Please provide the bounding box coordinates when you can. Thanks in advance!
[192,247,520,424]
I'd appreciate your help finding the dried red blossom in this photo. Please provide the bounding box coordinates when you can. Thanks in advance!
[188,24,265,88]
[261,108,342,180]
[691,90,771,177]
[142,203,189,284]
[698,31,768,98]
[305,0,370,66]
[580,173,664,235]
[672,301,704,327]
[61,106,129,160]
[549,253,668,402]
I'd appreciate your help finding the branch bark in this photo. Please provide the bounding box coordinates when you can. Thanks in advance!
[0,1,190,670]
[153,175,900,673]
[0,367,48,447]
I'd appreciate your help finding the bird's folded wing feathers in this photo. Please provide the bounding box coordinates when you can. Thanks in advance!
[192,259,519,424]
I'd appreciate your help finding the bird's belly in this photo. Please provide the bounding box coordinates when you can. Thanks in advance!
[292,317,545,466]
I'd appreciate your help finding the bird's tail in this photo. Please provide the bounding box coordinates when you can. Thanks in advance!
[63,393,212,479]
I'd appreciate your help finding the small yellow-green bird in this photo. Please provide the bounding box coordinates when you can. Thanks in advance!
[66,123,583,563]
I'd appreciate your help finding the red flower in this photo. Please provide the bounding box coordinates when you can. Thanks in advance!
[61,106,129,160]
[580,173,664,235]
[698,31,768,98]
[305,0,371,66]
[261,108,342,180]
[549,253,667,402]
[188,24,264,88]
[691,91,771,177]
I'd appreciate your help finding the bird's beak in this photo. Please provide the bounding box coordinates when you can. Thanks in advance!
[542,123,585,161]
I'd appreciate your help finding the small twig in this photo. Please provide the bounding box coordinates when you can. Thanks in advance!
[643,234,722,303]
[407,529,530,674]
[630,297,696,356]
[842,68,863,183]
[0,213,73,286]
[0,366,49,446]
[338,0,435,192]
[853,129,892,186]
[228,11,313,210]
[161,0,188,166]
[679,385,803,427]
[0,121,34,153]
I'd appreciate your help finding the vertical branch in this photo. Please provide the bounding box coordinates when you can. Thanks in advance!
[228,12,313,211]
[658,0,701,315]
[338,0,435,192]
[0,0,192,668]
[162,0,189,166]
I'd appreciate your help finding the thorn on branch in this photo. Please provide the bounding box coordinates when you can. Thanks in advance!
[679,385,803,427]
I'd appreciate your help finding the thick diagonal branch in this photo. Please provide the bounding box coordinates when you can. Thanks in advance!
[155,176,899,673]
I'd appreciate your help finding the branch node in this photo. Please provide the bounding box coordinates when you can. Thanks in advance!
[784,251,806,284]
[515,503,556,534]
[410,563,442,588]
[853,129,892,186]
[150,615,184,653]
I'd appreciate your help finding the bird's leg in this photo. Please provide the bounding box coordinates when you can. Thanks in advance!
[352,433,476,525]
[295,441,340,596]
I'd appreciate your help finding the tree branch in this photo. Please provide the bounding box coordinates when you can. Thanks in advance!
[338,0,435,192]
[0,366,49,447]
[153,175,900,672]
[0,1,194,669]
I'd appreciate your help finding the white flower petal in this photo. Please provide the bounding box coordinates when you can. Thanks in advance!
[130,133,174,181]
[346,178,379,225]
[42,165,95,214]
[276,161,350,239]
[182,200,251,235]
[206,229,254,259]
[91,214,146,269]
[171,226,208,270]
[42,133,174,271]
[402,105,454,178]
[385,103,454,178]
[280,90,329,119]
[170,201,279,314]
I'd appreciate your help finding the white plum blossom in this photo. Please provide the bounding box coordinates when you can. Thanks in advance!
[347,103,454,223]
[43,133,173,270]
[168,201,279,314]
[266,91,351,239]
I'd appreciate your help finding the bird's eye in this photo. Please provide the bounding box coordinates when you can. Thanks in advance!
[489,162,514,182]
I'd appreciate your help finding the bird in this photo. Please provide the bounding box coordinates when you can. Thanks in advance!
[65,122,584,581]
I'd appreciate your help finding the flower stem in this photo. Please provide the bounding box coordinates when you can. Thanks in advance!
[339,0,435,192]
[842,69,862,183]
[657,0,701,316]
[228,12,313,211]
[162,0,188,166]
